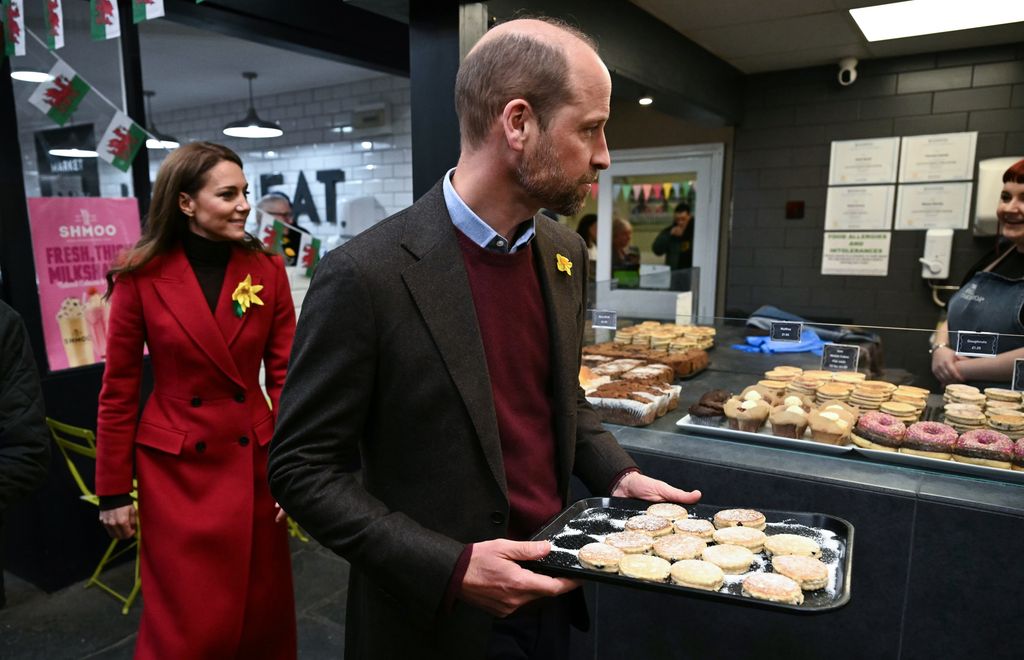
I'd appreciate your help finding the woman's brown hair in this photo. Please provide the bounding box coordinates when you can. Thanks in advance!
[104,141,270,297]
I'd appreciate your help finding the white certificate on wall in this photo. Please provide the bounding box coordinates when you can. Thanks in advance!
[898,132,977,182]
[821,232,891,276]
[824,185,895,230]
[894,182,973,230]
[828,138,900,185]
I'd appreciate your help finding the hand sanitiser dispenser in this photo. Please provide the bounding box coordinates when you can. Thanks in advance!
[919,228,953,279]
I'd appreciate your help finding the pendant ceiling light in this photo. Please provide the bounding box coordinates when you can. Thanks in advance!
[222,72,283,139]
[10,67,54,83]
[143,90,181,150]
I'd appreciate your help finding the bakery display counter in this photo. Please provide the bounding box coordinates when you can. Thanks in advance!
[567,422,1023,660]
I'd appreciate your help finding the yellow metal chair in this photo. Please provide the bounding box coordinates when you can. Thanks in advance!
[46,417,141,614]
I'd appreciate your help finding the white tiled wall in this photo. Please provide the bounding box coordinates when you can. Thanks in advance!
[148,73,414,244]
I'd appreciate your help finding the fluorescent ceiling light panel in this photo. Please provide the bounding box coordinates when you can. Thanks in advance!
[850,0,1024,42]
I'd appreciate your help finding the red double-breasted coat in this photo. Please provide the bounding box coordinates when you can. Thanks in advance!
[96,244,297,660]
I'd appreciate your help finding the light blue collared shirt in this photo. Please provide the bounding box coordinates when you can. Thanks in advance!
[442,168,536,253]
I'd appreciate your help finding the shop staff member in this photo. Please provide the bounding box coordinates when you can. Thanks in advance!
[652,202,694,271]
[269,17,701,660]
[96,142,297,659]
[0,300,51,609]
[932,159,1024,387]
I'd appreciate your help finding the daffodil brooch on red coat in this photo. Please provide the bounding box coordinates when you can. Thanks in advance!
[556,253,573,276]
[231,274,264,318]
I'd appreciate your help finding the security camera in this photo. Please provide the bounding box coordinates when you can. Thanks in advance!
[838,57,858,87]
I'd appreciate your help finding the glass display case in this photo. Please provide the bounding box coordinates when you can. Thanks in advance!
[582,273,1024,486]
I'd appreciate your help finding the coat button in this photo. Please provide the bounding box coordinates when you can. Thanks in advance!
[238,436,250,447]
[490,512,505,525]
[195,441,207,453]
[191,397,202,407]
[234,392,246,403]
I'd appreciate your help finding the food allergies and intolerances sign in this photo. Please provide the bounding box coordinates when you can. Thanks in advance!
[27,197,140,371]
[821,232,891,277]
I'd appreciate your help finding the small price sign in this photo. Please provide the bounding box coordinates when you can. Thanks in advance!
[591,310,618,330]
[955,331,999,358]
[821,344,860,372]
[1013,359,1024,392]
[770,321,803,343]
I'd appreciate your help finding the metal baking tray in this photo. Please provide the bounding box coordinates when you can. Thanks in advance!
[525,497,853,613]
[676,414,855,455]
[854,446,1024,485]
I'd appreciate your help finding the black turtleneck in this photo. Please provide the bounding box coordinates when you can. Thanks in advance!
[183,231,232,313]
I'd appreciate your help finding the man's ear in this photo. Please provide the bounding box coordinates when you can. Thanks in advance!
[501,98,534,153]
[178,192,194,217]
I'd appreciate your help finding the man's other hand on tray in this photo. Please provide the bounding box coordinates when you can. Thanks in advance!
[612,471,702,504]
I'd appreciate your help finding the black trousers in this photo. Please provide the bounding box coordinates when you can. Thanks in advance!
[486,595,573,660]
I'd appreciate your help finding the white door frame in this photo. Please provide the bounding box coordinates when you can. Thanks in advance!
[596,143,725,322]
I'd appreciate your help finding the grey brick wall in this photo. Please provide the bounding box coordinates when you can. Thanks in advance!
[728,44,1024,381]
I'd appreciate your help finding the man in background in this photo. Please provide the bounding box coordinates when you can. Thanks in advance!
[256,192,302,266]
[652,202,694,272]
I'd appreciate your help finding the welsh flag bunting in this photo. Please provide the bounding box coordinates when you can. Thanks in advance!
[43,0,63,50]
[299,234,321,278]
[132,0,164,23]
[2,0,26,57]
[98,111,146,172]
[262,221,283,253]
[89,0,120,41]
[28,60,90,125]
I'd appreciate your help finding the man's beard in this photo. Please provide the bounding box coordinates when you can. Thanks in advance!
[515,135,597,216]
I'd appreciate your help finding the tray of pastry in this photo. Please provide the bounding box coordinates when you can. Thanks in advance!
[525,497,853,613]
[853,446,1024,485]
[676,415,855,455]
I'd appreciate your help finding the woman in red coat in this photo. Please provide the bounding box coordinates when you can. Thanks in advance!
[96,142,297,659]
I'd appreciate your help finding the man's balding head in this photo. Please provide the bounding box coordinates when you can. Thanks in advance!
[455,17,599,150]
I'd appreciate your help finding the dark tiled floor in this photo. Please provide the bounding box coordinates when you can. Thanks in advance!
[0,537,349,659]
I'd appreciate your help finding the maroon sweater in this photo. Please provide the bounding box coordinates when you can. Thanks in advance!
[456,231,562,540]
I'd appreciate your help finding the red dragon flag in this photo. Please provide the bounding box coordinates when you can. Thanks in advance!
[2,0,26,57]
[43,0,63,50]
[28,60,91,125]
[132,0,163,23]
[98,111,146,172]
[89,0,120,41]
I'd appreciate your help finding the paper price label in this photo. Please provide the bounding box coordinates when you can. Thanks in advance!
[955,332,999,358]
[822,344,860,372]
[591,310,618,330]
[770,322,803,343]
[1013,359,1024,392]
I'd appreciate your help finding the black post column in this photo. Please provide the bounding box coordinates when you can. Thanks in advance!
[0,57,46,368]
[408,0,461,199]
[118,0,152,221]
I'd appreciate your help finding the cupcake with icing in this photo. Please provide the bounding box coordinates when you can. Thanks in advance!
[724,396,770,432]
[769,403,810,439]
[807,408,853,445]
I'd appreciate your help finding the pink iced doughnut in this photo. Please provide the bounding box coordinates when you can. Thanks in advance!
[1013,438,1024,470]
[905,421,957,450]
[954,429,1013,468]
[852,412,906,449]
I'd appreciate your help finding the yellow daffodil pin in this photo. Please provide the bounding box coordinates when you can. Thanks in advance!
[231,274,264,318]
[556,253,573,277]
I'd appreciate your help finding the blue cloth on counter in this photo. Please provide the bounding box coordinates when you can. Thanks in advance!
[731,329,825,355]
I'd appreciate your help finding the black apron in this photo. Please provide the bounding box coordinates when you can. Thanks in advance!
[946,248,1024,386]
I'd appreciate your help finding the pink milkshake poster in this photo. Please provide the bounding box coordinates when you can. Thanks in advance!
[27,197,141,371]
